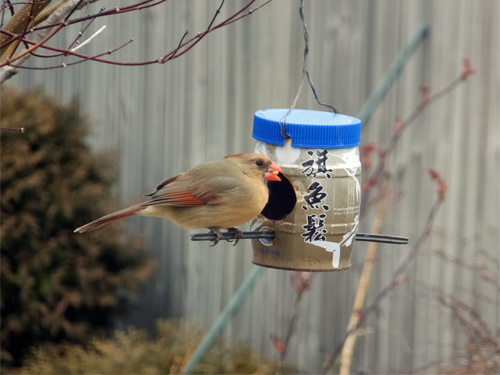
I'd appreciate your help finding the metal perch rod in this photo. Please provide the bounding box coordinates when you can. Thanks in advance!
[190,231,409,245]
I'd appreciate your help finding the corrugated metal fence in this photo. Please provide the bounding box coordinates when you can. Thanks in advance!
[8,0,499,372]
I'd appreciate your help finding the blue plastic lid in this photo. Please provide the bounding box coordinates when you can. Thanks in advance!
[252,109,361,148]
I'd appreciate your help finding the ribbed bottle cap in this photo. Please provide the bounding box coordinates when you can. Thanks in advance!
[253,109,361,148]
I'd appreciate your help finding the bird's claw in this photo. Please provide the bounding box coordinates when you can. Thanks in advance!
[209,228,224,247]
[227,227,243,246]
[207,228,243,246]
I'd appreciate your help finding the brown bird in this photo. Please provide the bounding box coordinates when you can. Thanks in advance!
[74,153,282,245]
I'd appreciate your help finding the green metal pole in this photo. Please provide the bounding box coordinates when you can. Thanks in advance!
[356,23,429,126]
[183,265,265,374]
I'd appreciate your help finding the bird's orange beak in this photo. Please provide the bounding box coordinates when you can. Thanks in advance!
[265,162,283,182]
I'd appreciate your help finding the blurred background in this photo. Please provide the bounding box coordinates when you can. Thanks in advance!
[2,0,499,373]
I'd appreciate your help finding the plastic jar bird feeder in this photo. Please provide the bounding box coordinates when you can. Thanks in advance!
[250,109,362,271]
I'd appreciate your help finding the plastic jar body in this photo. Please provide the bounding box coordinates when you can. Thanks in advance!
[251,139,361,271]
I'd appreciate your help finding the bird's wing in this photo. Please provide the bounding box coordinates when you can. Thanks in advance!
[145,173,221,207]
[144,175,180,197]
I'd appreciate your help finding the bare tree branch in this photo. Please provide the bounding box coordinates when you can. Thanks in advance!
[0,0,274,84]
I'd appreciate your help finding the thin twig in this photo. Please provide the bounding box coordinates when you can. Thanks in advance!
[159,30,188,63]
[207,0,225,30]
[67,7,104,51]
[7,37,135,70]
[70,24,106,51]
[434,249,500,291]
[3,0,15,17]
[0,127,24,133]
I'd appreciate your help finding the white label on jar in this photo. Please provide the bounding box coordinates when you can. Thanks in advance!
[310,240,341,267]
[310,216,359,268]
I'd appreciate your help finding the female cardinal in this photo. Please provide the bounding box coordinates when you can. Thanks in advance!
[74,153,282,244]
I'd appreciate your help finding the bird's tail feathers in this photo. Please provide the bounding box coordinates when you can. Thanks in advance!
[74,204,145,233]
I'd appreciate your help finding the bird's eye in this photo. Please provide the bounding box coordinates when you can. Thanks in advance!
[255,160,264,167]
